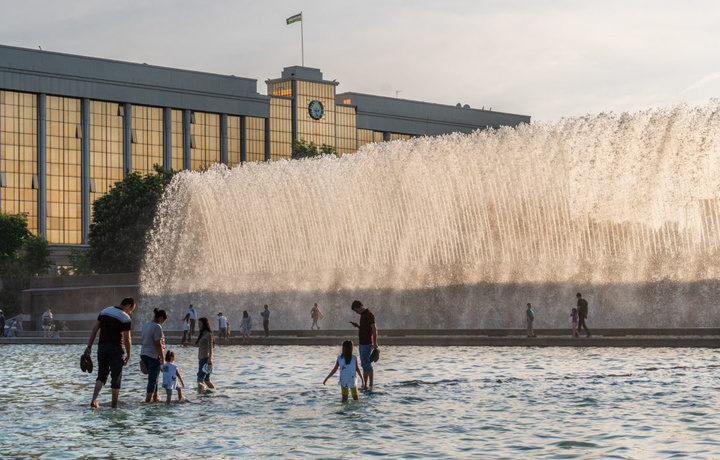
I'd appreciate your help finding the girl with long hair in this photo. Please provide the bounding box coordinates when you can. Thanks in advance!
[182,316,216,389]
[323,340,362,402]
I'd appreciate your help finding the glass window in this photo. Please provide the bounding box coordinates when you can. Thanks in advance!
[358,129,384,150]
[89,101,124,208]
[190,111,220,171]
[46,96,82,244]
[336,105,357,156]
[269,97,292,161]
[228,115,242,167]
[269,81,292,98]
[132,105,164,174]
[171,109,183,171]
[0,91,38,233]
[246,117,266,163]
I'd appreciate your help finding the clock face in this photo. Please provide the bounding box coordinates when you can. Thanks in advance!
[308,100,324,120]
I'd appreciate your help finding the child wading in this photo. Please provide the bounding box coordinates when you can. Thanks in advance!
[161,350,185,402]
[323,340,363,402]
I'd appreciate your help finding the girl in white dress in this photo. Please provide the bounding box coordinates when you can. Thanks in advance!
[161,350,185,402]
[323,340,362,402]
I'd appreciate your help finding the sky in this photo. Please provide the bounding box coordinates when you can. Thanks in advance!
[1,0,719,121]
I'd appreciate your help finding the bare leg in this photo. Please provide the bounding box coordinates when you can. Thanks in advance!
[166,393,172,403]
[368,371,374,387]
[205,380,216,389]
[111,388,120,408]
[90,380,103,408]
[177,389,184,401]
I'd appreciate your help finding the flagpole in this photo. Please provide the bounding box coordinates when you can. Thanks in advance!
[301,11,304,66]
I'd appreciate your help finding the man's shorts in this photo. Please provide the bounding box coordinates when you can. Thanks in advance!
[358,344,374,372]
[341,386,359,397]
[219,328,227,338]
[96,342,124,389]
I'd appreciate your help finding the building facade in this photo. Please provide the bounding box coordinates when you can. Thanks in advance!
[0,44,530,264]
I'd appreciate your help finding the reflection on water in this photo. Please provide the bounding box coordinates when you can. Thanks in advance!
[1,344,719,458]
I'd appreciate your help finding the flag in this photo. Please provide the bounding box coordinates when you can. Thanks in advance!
[287,12,302,25]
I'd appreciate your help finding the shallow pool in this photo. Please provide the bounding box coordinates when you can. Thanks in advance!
[1,344,719,458]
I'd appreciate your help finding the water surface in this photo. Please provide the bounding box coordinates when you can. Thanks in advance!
[1,345,719,458]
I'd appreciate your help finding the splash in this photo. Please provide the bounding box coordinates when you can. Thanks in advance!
[141,101,720,329]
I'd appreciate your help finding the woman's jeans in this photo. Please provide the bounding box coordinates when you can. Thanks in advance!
[197,357,211,383]
[141,354,161,394]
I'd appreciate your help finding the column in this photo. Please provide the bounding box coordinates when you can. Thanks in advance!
[220,113,228,165]
[37,94,47,237]
[81,99,90,244]
[123,103,132,175]
[163,107,172,171]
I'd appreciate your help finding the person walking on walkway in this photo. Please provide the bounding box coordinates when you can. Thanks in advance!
[311,303,323,330]
[576,293,591,338]
[85,297,136,409]
[350,300,378,389]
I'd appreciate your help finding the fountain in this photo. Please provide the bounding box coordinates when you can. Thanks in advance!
[140,101,720,329]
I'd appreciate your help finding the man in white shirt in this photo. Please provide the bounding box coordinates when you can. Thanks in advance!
[185,305,197,340]
[217,312,229,345]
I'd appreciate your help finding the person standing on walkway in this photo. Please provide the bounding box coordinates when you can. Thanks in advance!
[350,300,378,389]
[261,305,270,337]
[217,312,229,345]
[240,310,252,344]
[525,303,535,338]
[576,293,591,338]
[140,308,167,403]
[42,308,53,338]
[185,305,197,341]
[85,297,136,409]
[0,311,5,337]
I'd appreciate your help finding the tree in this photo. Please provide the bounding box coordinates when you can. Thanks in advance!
[87,171,164,274]
[0,212,31,273]
[0,212,52,317]
[291,139,337,160]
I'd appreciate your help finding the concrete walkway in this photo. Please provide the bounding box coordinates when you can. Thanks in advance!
[2,328,718,347]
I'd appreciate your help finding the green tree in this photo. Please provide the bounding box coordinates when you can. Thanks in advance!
[21,235,52,275]
[0,213,52,317]
[87,171,164,274]
[291,139,338,160]
[0,212,31,273]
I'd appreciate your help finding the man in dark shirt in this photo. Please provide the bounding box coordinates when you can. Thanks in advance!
[85,297,136,408]
[350,300,378,389]
[576,293,591,338]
